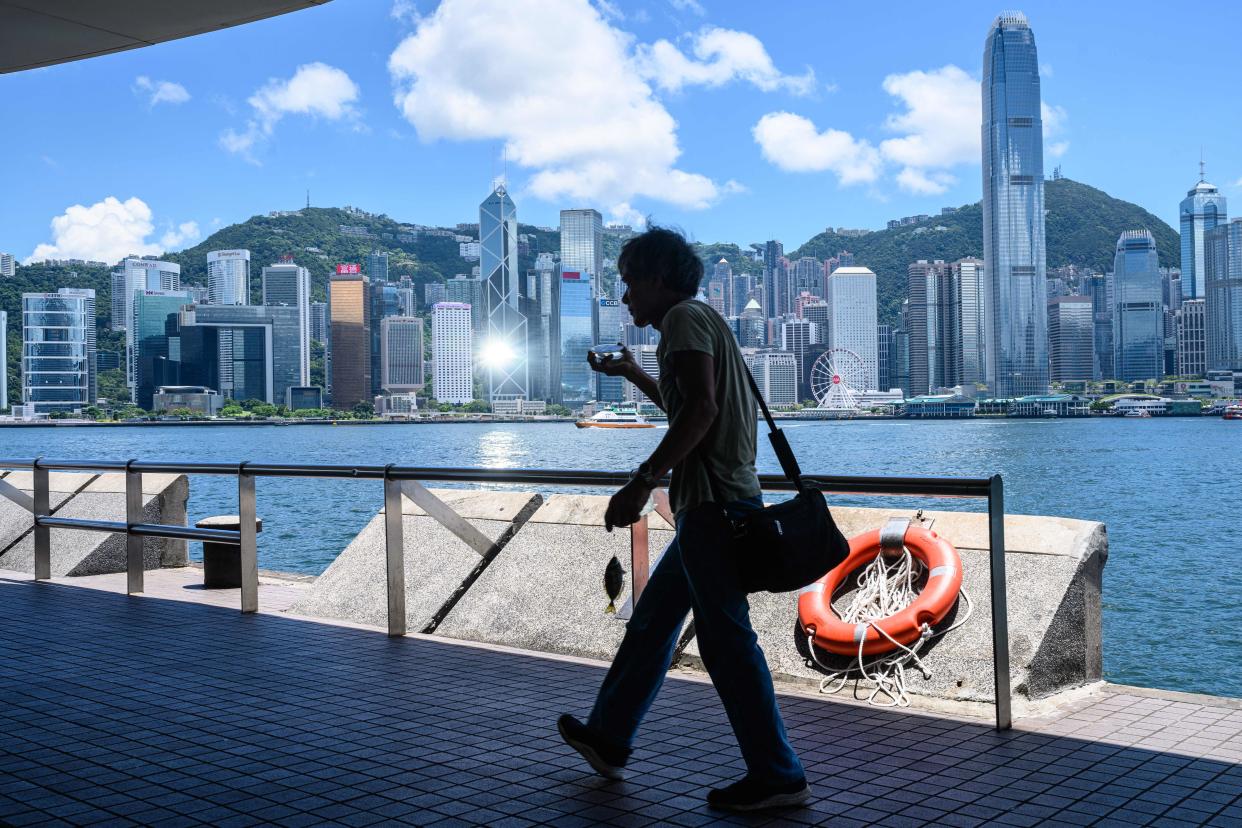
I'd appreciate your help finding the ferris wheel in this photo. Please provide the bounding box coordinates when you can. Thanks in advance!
[810,348,865,412]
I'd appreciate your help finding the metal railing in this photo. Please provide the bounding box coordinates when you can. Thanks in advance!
[0,458,1011,730]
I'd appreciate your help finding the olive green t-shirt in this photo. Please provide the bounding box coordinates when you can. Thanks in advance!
[657,299,761,515]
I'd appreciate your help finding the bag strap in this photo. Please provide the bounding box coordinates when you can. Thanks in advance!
[741,363,805,490]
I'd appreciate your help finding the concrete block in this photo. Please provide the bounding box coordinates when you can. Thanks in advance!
[679,505,1107,703]
[0,474,190,576]
[290,490,543,633]
[433,494,678,661]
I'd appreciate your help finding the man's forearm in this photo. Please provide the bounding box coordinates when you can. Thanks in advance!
[626,368,664,411]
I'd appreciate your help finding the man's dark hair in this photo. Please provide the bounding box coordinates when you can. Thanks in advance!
[617,226,703,297]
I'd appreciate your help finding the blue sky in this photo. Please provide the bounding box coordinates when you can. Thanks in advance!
[3,0,1240,265]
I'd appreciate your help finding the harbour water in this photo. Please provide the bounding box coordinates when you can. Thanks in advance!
[2,418,1238,698]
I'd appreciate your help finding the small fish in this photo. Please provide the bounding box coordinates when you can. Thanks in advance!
[604,556,625,614]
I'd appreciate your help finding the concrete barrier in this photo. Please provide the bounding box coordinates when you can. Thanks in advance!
[284,489,1107,705]
[290,489,544,633]
[432,494,679,662]
[0,472,189,576]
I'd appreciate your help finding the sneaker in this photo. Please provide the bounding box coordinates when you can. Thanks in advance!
[557,714,631,781]
[706,775,811,811]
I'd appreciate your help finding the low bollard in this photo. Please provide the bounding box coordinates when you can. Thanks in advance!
[195,515,263,588]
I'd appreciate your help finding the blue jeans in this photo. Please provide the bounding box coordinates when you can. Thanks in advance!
[587,496,804,784]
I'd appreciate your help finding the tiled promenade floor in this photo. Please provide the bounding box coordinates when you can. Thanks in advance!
[1,570,1239,827]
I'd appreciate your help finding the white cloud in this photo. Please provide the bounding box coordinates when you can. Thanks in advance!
[751,112,881,185]
[1040,62,1054,77]
[133,76,190,106]
[221,62,360,162]
[878,65,979,194]
[26,197,199,265]
[594,0,624,20]
[391,0,420,24]
[670,0,706,15]
[636,27,815,95]
[1047,141,1070,159]
[388,0,741,212]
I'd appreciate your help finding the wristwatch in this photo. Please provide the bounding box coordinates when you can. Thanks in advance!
[632,462,658,489]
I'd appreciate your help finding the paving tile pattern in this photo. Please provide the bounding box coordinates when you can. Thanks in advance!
[0,574,1239,827]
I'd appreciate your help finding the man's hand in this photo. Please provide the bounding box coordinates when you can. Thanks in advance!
[604,478,652,532]
[588,344,638,379]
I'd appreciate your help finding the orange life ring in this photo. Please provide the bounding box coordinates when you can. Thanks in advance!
[798,525,963,656]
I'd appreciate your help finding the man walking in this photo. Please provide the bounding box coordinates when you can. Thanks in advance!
[557,227,809,812]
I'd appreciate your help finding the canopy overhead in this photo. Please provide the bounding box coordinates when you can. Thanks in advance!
[0,0,331,73]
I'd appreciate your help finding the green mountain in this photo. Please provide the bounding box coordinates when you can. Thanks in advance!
[788,177,1179,325]
[3,177,1180,402]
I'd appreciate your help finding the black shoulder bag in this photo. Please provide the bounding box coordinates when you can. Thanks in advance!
[683,366,851,593]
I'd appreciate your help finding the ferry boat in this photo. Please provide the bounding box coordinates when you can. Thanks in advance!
[1123,409,1151,418]
[574,409,655,429]
[1224,404,1242,420]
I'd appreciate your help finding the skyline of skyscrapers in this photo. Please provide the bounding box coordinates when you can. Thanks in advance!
[982,11,1049,397]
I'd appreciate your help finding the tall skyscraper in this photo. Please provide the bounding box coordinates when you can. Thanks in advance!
[1205,218,1242,371]
[1047,296,1094,383]
[481,185,528,403]
[825,266,879,391]
[22,288,96,413]
[560,209,604,294]
[133,290,192,407]
[559,271,594,405]
[706,279,727,317]
[329,272,370,409]
[424,282,446,308]
[369,280,402,395]
[595,298,626,402]
[780,318,819,394]
[876,324,892,391]
[207,249,250,306]
[115,258,179,386]
[792,257,822,297]
[954,258,986,386]
[262,259,311,386]
[1082,273,1114,379]
[1112,230,1164,381]
[1176,299,1207,377]
[431,302,473,404]
[762,240,784,318]
[0,252,16,277]
[380,317,424,393]
[445,275,485,336]
[368,250,389,284]
[907,260,961,394]
[1179,173,1227,300]
[982,11,1048,396]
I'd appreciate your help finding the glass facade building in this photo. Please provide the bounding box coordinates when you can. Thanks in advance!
[954,258,986,386]
[595,298,626,403]
[1179,179,1227,300]
[1205,218,1242,371]
[907,260,961,395]
[1112,230,1164,381]
[175,305,303,404]
[1047,295,1094,382]
[481,185,527,402]
[762,240,784,318]
[559,209,603,295]
[21,288,97,413]
[261,261,311,387]
[133,290,192,408]
[207,249,250,306]
[982,12,1049,396]
[560,272,594,405]
[116,258,180,387]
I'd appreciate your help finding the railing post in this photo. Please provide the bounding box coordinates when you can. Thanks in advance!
[32,458,50,581]
[988,474,1012,731]
[125,459,144,594]
[383,466,407,637]
[238,463,258,613]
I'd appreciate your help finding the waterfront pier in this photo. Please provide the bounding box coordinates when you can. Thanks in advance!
[0,463,1239,826]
